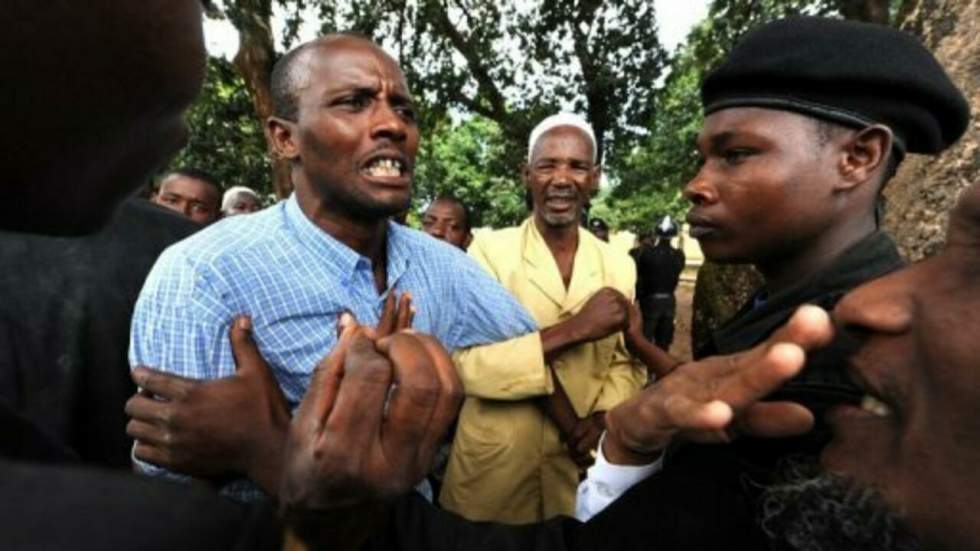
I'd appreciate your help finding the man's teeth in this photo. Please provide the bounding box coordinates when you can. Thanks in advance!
[364,158,403,177]
[860,394,892,417]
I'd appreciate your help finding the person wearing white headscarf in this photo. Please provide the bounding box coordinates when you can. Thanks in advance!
[221,186,262,217]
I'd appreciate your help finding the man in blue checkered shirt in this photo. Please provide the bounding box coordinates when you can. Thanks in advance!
[127,34,537,500]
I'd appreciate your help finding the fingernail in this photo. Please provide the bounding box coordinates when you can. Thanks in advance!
[237,316,252,330]
[339,311,354,328]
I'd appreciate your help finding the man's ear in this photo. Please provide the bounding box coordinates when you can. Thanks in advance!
[267,117,299,161]
[521,162,531,187]
[837,124,892,191]
[590,166,602,197]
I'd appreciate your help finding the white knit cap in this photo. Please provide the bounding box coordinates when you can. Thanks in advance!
[527,113,598,163]
[221,186,260,211]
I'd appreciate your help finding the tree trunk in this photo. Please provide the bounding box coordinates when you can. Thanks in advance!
[690,262,763,355]
[882,0,980,260]
[230,0,293,198]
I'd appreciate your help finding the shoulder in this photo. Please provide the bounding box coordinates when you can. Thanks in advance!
[146,204,289,289]
[389,223,471,264]
[168,205,285,262]
[584,231,636,273]
[468,224,524,256]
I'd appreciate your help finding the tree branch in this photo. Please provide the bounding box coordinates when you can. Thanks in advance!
[431,0,510,124]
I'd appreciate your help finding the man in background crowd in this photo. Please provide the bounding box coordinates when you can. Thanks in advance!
[587,217,609,242]
[152,168,221,225]
[630,216,685,349]
[421,195,472,250]
[439,113,645,523]
[222,186,263,217]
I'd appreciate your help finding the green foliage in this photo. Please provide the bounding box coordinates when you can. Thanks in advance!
[413,116,527,228]
[181,0,895,223]
[317,0,668,164]
[165,57,272,196]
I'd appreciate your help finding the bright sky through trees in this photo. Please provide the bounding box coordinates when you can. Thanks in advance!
[203,1,710,58]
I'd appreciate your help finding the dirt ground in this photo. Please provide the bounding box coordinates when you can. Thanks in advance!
[668,280,695,362]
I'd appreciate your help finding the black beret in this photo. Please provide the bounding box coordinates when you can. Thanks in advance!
[701,16,970,154]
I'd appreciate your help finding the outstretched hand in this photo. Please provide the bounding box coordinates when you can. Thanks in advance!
[602,305,834,465]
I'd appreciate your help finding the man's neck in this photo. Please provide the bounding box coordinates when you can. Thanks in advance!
[533,215,580,288]
[757,216,877,294]
[295,185,389,292]
[534,216,579,255]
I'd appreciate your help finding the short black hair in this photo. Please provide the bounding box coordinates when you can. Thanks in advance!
[162,168,221,194]
[429,194,472,231]
[269,43,313,121]
[270,33,376,122]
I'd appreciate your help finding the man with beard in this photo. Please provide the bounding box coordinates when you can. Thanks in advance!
[126,34,538,500]
[740,180,980,551]
[438,114,645,523]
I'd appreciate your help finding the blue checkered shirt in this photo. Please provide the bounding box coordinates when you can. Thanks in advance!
[129,194,538,501]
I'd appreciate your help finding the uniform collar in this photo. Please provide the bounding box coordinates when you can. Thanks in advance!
[705,231,904,356]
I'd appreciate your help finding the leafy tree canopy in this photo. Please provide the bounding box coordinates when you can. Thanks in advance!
[169,0,909,223]
[165,56,272,198]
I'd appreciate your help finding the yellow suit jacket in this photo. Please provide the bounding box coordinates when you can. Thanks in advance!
[440,218,646,523]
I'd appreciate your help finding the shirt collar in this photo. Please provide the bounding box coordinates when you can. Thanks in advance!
[384,222,411,291]
[284,194,361,280]
[284,194,409,290]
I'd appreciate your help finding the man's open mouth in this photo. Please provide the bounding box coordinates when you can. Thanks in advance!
[361,156,407,179]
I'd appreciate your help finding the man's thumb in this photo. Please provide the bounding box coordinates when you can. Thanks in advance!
[230,315,268,374]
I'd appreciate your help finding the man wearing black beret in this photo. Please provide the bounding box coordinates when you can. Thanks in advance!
[296,16,969,550]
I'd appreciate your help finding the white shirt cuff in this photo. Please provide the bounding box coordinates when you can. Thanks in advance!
[574,434,663,522]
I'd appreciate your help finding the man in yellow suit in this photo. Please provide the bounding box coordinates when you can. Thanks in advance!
[440,114,646,523]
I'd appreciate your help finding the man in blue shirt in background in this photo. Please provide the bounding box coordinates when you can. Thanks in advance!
[126,34,538,499]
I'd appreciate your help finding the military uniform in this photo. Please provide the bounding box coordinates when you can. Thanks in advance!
[632,240,685,348]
